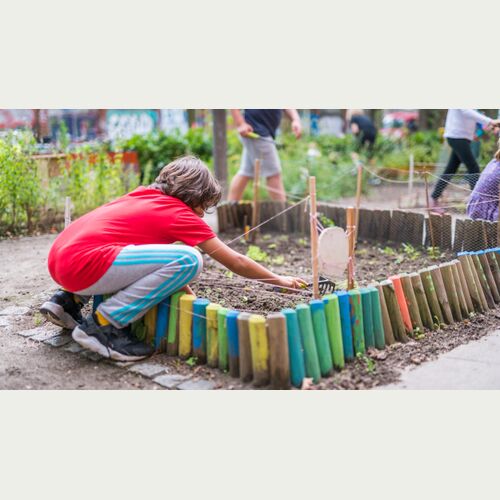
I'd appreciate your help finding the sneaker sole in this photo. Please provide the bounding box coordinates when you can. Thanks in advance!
[40,301,79,330]
[71,326,150,362]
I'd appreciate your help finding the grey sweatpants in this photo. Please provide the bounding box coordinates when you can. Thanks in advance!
[75,244,203,328]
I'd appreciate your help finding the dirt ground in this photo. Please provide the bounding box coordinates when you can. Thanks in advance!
[1,231,499,390]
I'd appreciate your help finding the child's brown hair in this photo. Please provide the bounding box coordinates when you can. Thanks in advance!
[151,156,222,210]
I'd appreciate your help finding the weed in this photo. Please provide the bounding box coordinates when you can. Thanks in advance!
[318,212,335,228]
[33,312,43,327]
[185,356,198,367]
[225,270,234,279]
[297,237,308,246]
[427,247,443,260]
[267,243,277,249]
[402,243,421,260]
[357,352,376,374]
[262,234,272,241]
[271,255,285,265]
[380,246,396,256]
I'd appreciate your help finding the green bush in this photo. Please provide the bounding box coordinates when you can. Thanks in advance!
[0,132,41,232]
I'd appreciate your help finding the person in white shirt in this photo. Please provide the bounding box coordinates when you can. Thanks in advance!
[431,109,500,212]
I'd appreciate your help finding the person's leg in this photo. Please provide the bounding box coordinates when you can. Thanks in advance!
[228,174,251,201]
[431,139,462,200]
[452,139,481,190]
[228,138,255,201]
[266,173,286,201]
[76,244,203,328]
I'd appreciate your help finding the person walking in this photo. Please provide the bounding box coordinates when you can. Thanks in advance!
[227,109,302,202]
[431,109,500,212]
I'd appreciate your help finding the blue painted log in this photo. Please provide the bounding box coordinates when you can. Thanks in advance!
[92,295,104,313]
[154,298,170,350]
[282,308,306,388]
[192,298,210,364]
[336,291,354,361]
[360,289,375,349]
[226,310,240,378]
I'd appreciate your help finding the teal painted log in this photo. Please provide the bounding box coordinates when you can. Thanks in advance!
[336,291,354,361]
[282,308,306,388]
[323,294,344,370]
[226,310,240,378]
[192,298,210,364]
[217,308,228,371]
[348,289,365,356]
[295,304,321,383]
[368,287,385,350]
[309,300,333,377]
[360,289,375,349]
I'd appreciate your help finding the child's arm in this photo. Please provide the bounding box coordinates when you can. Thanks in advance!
[198,237,307,290]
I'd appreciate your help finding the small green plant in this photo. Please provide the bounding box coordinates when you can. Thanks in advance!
[413,327,425,340]
[357,352,376,374]
[185,356,198,367]
[318,213,335,228]
[267,243,277,249]
[381,246,396,256]
[271,255,285,265]
[297,237,308,246]
[427,246,443,260]
[246,245,269,263]
[401,243,421,260]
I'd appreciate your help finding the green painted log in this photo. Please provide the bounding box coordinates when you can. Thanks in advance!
[368,287,385,350]
[360,289,375,349]
[166,291,185,356]
[323,294,345,370]
[296,304,321,383]
[348,289,366,354]
[309,300,333,377]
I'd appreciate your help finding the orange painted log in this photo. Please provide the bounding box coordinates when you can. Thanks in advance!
[389,275,413,334]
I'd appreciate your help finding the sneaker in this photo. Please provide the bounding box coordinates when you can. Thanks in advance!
[40,290,84,330]
[72,314,154,362]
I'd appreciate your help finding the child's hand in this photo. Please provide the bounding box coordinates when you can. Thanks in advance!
[276,276,308,291]
[180,285,196,296]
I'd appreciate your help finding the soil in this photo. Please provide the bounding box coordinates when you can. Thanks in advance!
[1,231,498,390]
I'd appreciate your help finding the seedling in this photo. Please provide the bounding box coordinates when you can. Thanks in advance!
[381,246,396,256]
[246,245,269,263]
[401,243,421,260]
[357,352,376,374]
[427,246,443,260]
[185,356,198,367]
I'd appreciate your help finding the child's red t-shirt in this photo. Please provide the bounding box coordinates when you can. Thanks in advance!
[48,187,216,292]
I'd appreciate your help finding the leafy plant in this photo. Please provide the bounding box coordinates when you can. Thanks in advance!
[357,352,376,374]
[401,243,421,260]
[427,246,443,260]
[246,245,269,263]
[185,356,198,367]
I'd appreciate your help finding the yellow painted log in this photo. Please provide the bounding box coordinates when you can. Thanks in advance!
[249,314,270,387]
[144,305,158,347]
[178,294,196,359]
[206,303,221,368]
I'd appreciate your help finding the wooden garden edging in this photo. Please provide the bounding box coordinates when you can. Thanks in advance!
[87,203,500,390]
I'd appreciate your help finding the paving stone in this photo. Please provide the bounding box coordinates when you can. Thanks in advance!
[128,362,168,378]
[177,379,217,390]
[80,350,105,362]
[0,317,11,327]
[153,374,191,389]
[30,329,60,342]
[44,334,73,348]
[0,306,30,316]
[64,341,85,354]
[18,326,57,339]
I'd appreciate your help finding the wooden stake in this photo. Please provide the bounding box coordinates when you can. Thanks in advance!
[250,159,261,243]
[309,176,320,299]
[450,261,469,318]
[429,265,454,324]
[478,252,500,303]
[424,172,436,249]
[267,313,291,389]
[409,272,434,330]
[400,274,424,332]
[454,259,474,315]
[420,268,444,327]
[380,280,409,343]
[346,206,356,290]
[439,263,462,321]
[375,283,396,345]
[471,253,495,309]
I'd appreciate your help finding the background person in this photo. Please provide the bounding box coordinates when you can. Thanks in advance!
[346,109,377,152]
[467,138,500,222]
[431,109,500,212]
[227,109,302,202]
